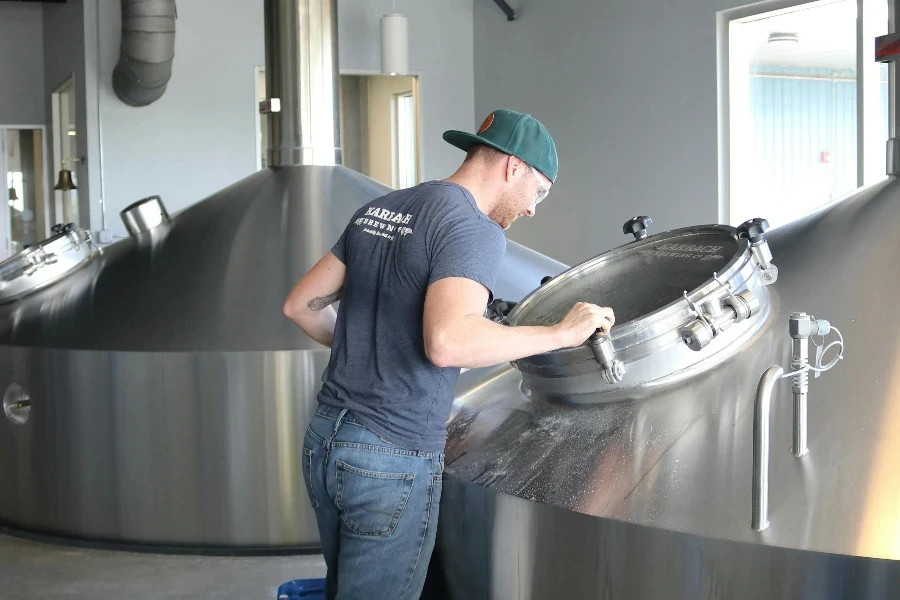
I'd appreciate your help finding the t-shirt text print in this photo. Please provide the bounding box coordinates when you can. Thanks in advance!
[320,181,507,452]
[353,206,415,241]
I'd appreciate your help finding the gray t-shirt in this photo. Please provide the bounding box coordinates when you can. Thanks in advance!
[317,181,507,451]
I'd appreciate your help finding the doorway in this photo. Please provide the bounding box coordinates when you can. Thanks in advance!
[0,126,49,260]
[340,74,420,189]
[255,69,421,189]
[51,76,80,228]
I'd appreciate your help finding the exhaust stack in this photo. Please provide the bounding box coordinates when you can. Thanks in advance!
[263,0,342,167]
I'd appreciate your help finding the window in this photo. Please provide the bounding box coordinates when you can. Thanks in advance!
[7,172,24,213]
[1,128,47,258]
[724,0,888,228]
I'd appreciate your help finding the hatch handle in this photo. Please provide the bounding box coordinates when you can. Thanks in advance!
[622,216,652,241]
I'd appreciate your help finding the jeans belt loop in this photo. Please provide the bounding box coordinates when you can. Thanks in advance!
[325,408,349,463]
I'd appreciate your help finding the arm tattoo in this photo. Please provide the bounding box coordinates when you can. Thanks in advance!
[307,287,344,311]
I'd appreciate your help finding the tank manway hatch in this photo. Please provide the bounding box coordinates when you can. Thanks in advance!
[0,223,95,305]
[503,217,778,399]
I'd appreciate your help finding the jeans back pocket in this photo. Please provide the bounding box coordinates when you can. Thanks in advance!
[336,460,415,537]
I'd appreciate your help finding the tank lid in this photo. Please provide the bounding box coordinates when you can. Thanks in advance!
[0,223,95,304]
[506,222,777,399]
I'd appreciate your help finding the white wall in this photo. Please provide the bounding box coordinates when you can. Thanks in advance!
[0,4,45,126]
[83,0,265,237]
[80,0,475,239]
[338,1,475,184]
[473,0,749,266]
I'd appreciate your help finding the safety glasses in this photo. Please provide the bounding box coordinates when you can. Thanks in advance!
[532,169,551,205]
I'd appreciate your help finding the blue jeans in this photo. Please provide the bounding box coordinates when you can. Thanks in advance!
[302,404,444,600]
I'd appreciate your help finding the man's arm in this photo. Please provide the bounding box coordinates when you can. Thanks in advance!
[283,252,347,347]
[423,277,615,369]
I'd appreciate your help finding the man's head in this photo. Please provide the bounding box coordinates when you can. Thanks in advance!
[443,110,557,230]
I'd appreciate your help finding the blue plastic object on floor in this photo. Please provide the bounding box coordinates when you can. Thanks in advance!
[276,578,326,599]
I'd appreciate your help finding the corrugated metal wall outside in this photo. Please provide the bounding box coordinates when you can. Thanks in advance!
[748,66,858,216]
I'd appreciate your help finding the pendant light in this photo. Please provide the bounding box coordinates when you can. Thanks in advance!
[381,1,408,76]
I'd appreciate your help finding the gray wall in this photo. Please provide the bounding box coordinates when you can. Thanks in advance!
[0,4,45,125]
[85,0,265,237]
[79,0,474,238]
[474,0,745,266]
[338,0,475,183]
[44,0,90,227]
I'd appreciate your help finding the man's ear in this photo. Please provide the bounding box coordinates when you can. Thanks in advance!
[505,155,524,182]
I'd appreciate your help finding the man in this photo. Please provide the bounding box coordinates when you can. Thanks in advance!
[283,109,615,599]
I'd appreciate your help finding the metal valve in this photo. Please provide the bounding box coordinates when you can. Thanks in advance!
[623,216,652,241]
[724,290,761,323]
[588,332,626,384]
[681,319,715,352]
[680,289,762,352]
[737,218,778,285]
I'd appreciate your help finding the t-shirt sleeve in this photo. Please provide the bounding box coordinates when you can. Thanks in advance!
[331,222,350,263]
[428,219,507,301]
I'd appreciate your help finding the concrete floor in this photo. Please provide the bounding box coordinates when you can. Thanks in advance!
[0,533,326,599]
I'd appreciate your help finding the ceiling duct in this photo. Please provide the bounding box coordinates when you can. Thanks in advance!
[112,0,177,107]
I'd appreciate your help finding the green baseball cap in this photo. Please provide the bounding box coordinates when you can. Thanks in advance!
[443,109,558,183]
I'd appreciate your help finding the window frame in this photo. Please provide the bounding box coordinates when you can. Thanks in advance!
[717,0,887,226]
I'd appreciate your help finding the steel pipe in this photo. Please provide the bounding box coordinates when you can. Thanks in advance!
[752,365,784,532]
[264,0,342,166]
[888,0,900,174]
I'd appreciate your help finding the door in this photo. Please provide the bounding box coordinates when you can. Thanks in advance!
[0,127,49,260]
[51,77,79,227]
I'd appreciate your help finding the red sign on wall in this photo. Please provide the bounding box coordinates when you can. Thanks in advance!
[876,33,900,62]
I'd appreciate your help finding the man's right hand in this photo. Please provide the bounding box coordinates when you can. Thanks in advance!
[554,302,616,348]
[423,279,616,369]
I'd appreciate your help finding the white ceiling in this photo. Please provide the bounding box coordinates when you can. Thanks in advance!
[737,0,875,72]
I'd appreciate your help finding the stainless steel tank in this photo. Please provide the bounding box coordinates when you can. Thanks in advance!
[431,179,900,597]
[426,6,900,596]
[0,0,565,551]
[428,19,900,594]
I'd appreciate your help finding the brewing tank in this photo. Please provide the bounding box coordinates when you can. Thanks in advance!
[0,0,566,550]
[430,177,900,598]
